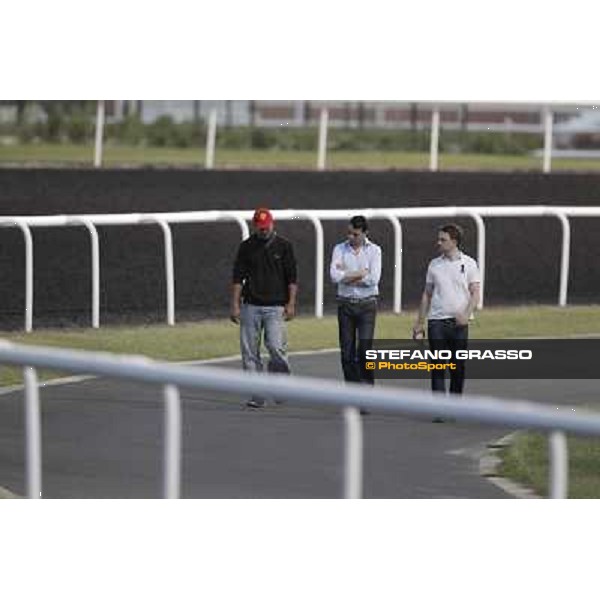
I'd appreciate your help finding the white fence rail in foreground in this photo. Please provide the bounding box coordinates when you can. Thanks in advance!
[1,205,599,332]
[1,341,597,499]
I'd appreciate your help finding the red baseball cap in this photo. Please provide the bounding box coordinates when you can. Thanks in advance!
[252,208,274,229]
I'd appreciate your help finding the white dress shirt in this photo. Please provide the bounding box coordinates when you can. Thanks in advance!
[330,238,382,299]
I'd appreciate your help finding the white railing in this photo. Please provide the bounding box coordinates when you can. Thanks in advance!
[93,100,105,169]
[1,206,599,331]
[1,340,598,499]
[95,102,579,173]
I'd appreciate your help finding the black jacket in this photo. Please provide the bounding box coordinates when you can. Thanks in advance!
[232,233,298,305]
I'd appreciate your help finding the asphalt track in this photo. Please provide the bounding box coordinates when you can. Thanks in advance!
[0,351,595,499]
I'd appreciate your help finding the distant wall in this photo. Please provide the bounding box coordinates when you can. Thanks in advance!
[0,168,599,329]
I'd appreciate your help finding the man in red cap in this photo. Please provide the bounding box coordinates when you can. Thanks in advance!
[231,208,298,408]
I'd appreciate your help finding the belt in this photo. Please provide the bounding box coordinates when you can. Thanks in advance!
[429,318,459,325]
[337,295,378,304]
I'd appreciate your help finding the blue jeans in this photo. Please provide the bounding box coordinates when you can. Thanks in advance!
[240,304,290,404]
[337,298,377,385]
[427,318,469,394]
[240,304,290,374]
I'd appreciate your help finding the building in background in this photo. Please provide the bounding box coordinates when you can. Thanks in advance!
[2,101,597,146]
[108,100,589,133]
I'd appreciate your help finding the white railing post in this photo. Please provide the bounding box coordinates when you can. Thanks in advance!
[86,221,100,328]
[163,384,182,499]
[162,221,175,326]
[205,108,217,170]
[553,211,571,307]
[301,213,324,318]
[94,100,105,169]
[317,107,329,171]
[429,105,440,172]
[228,214,250,240]
[542,106,554,174]
[549,430,568,499]
[343,406,363,499]
[382,212,403,313]
[466,211,486,310]
[23,366,42,499]
[16,221,34,333]
[145,218,175,326]
[69,218,100,328]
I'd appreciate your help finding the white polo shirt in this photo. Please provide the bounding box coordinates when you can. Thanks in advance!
[425,252,480,320]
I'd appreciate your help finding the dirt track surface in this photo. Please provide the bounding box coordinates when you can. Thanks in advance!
[1,168,599,328]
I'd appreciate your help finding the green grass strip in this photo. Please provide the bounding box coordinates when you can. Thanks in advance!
[499,432,600,498]
[1,305,600,387]
[1,144,600,171]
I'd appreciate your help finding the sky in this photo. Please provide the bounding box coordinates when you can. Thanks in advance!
[3,0,598,103]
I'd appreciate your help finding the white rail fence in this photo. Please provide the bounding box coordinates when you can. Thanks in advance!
[2,340,598,499]
[94,102,569,173]
[1,206,599,332]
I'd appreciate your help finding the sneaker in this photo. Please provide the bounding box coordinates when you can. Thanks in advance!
[246,399,266,409]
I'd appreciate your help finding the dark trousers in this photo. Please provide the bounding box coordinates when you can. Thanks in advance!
[428,318,469,394]
[337,298,377,385]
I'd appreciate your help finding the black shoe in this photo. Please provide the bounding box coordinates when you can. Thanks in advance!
[431,416,445,423]
[360,408,370,416]
[246,399,266,409]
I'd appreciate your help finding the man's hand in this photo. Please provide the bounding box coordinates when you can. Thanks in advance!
[412,323,425,341]
[230,304,241,324]
[284,303,296,321]
[343,268,368,284]
[455,313,468,326]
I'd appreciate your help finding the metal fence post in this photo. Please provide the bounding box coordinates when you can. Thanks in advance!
[343,406,363,499]
[69,218,100,328]
[163,384,182,499]
[158,220,175,326]
[302,214,324,318]
[16,221,34,333]
[549,430,568,499]
[23,366,42,499]
[206,108,217,169]
[465,211,486,310]
[317,108,329,171]
[388,215,403,313]
[429,106,440,171]
[552,211,571,307]
[94,100,105,168]
[542,106,554,174]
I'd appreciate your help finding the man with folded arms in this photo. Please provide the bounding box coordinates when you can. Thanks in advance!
[330,215,382,413]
